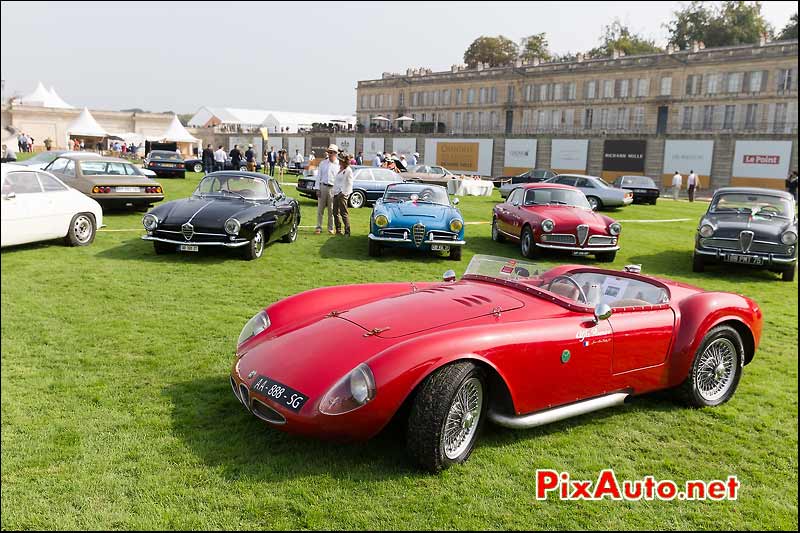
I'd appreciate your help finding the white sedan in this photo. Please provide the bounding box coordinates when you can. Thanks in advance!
[1,164,103,248]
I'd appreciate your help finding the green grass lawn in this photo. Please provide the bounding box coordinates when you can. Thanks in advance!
[1,164,797,530]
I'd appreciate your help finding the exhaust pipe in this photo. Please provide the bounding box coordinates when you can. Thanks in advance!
[488,392,629,429]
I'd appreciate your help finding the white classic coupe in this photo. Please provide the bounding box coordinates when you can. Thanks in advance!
[1,163,103,248]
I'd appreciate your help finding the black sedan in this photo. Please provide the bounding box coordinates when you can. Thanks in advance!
[184,157,263,173]
[144,150,186,178]
[141,171,300,260]
[693,187,797,281]
[612,175,660,205]
[296,166,405,208]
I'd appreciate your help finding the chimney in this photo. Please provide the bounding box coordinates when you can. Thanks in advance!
[698,41,705,49]
[515,58,522,67]
[576,52,584,63]
[532,56,540,66]
[691,40,699,53]
[612,49,619,59]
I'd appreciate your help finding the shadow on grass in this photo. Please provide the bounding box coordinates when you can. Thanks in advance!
[95,236,266,264]
[628,250,786,282]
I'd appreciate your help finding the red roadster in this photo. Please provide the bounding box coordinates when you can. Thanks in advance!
[492,183,621,262]
[230,255,761,472]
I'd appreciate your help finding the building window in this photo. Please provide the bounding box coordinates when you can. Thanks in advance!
[507,85,515,103]
[702,105,714,130]
[567,82,577,100]
[774,103,788,132]
[537,84,546,101]
[444,89,451,105]
[745,103,758,129]
[632,107,644,128]
[564,109,575,128]
[685,74,700,95]
[748,71,762,92]
[682,107,694,130]
[454,112,462,131]
[456,88,462,104]
[465,112,473,131]
[726,72,742,93]
[398,92,404,107]
[636,79,649,97]
[705,73,719,94]
[723,105,735,129]
[467,88,475,104]
[618,79,629,98]
[491,111,498,129]
[522,109,531,130]
[586,80,596,99]
[584,108,594,129]
[553,83,562,101]
[599,108,609,129]
[660,77,672,96]
[603,80,613,98]
[776,69,794,92]
[615,107,628,130]
[360,95,367,109]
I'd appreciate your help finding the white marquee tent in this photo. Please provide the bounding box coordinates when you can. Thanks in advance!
[155,115,201,155]
[188,106,355,134]
[18,81,74,109]
[47,86,74,109]
[65,107,108,146]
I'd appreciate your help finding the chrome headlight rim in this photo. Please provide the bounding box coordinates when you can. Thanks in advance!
[541,219,555,233]
[608,222,622,236]
[142,213,159,231]
[781,230,798,245]
[319,363,376,416]
[374,214,389,228]
[237,309,270,347]
[699,224,715,238]
[449,218,464,232]
[224,217,241,235]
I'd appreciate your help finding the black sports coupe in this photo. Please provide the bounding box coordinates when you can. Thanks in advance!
[693,187,797,281]
[141,171,300,260]
[144,150,186,178]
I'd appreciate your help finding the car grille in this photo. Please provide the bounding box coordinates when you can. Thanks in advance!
[155,229,227,243]
[230,376,240,401]
[238,383,250,410]
[588,235,616,246]
[701,237,792,255]
[428,230,459,241]
[251,399,287,425]
[541,234,576,244]
[576,224,589,246]
[298,179,315,189]
[182,223,194,240]
[381,228,409,240]
[413,223,425,246]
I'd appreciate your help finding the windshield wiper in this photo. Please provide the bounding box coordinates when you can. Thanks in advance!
[219,189,247,200]
[548,201,568,205]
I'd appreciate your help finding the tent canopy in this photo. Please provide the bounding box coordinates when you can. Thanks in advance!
[18,81,74,108]
[66,107,108,137]
[47,86,74,109]
[158,115,200,143]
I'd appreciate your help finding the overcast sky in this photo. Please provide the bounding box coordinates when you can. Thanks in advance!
[1,1,796,116]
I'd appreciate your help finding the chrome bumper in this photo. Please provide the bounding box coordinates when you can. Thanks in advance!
[368,233,465,246]
[694,247,797,265]
[535,242,620,252]
[141,235,250,248]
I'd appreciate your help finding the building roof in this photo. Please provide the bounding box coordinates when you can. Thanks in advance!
[188,106,356,130]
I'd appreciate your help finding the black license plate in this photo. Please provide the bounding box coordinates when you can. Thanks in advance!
[725,253,763,265]
[250,375,308,412]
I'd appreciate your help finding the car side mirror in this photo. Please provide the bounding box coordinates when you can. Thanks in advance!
[452,198,459,205]
[4,191,16,200]
[442,269,457,282]
[593,303,612,323]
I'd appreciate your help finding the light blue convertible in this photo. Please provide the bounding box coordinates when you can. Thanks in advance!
[368,183,465,260]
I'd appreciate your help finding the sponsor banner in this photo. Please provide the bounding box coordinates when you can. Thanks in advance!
[551,139,588,174]
[731,140,792,190]
[229,136,263,158]
[309,136,330,170]
[503,139,537,175]
[362,137,384,158]
[335,137,356,156]
[423,138,494,175]
[602,140,646,179]
[287,137,305,158]
[392,138,417,159]
[264,137,283,153]
[661,140,714,188]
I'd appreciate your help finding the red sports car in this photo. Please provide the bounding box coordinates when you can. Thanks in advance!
[230,255,761,472]
[492,183,621,262]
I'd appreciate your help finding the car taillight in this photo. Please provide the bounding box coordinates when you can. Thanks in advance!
[93,186,111,193]
[145,186,162,193]
[104,187,111,193]
[177,163,184,169]
[150,162,157,167]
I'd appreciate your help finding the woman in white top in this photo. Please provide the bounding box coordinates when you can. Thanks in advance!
[332,152,355,236]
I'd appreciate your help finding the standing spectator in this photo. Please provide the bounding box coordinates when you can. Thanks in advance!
[293,149,304,171]
[44,137,52,151]
[408,152,419,166]
[230,145,242,169]
[17,133,24,153]
[687,170,698,202]
[314,144,339,235]
[122,143,128,156]
[28,136,35,151]
[214,145,227,172]
[245,144,256,172]
[74,138,81,151]
[4,139,18,162]
[373,152,382,167]
[79,139,84,151]
[131,143,138,157]
[277,150,287,178]
[96,140,103,153]
[332,152,355,236]
[202,144,215,174]
[786,171,798,202]
[671,171,682,201]
[267,145,277,176]
[355,151,364,165]
[397,154,408,171]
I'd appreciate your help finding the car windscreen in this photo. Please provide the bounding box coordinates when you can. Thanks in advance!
[531,170,548,179]
[595,177,613,188]
[383,184,450,205]
[710,193,794,219]
[621,176,656,188]
[195,174,270,200]
[523,187,591,209]
[150,151,183,161]
[79,161,113,175]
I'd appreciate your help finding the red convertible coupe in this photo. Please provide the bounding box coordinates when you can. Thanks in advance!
[230,255,761,472]
[493,183,621,262]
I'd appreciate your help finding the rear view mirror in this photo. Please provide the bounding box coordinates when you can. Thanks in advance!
[452,198,460,205]
[593,303,612,323]
[442,270,456,282]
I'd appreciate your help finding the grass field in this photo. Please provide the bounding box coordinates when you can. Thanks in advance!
[1,160,797,530]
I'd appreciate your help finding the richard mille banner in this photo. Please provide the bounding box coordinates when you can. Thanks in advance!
[602,139,646,180]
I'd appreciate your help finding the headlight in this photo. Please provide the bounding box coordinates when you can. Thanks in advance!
[319,363,376,415]
[541,219,555,233]
[781,230,798,245]
[374,214,389,228]
[142,213,158,231]
[224,218,241,235]
[699,224,714,238]
[237,310,270,346]
[609,222,621,236]
[449,218,463,232]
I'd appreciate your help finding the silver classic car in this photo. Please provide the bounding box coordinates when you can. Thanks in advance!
[545,174,633,211]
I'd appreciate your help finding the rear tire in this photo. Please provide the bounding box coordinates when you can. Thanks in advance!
[676,325,744,407]
[349,191,366,209]
[491,217,505,242]
[65,213,96,247]
[692,252,705,273]
[651,199,658,205]
[520,226,537,259]
[193,162,203,173]
[406,362,486,472]
[449,246,462,261]
[368,238,382,257]
[595,251,616,263]
[587,196,601,211]
[781,264,796,282]
[281,214,298,243]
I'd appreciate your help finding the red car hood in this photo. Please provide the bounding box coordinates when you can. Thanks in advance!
[525,205,608,230]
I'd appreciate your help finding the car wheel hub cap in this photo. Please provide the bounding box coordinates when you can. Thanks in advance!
[75,216,91,242]
[696,338,736,401]
[254,232,263,254]
[443,377,483,460]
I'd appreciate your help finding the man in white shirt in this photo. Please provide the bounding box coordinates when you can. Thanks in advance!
[293,150,304,170]
[3,138,19,161]
[213,145,227,172]
[373,152,382,167]
[671,171,682,201]
[687,170,698,202]
[332,153,355,236]
[408,152,418,166]
[315,144,339,234]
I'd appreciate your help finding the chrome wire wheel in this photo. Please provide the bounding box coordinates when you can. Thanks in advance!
[442,377,483,460]
[695,338,737,402]
[73,215,93,244]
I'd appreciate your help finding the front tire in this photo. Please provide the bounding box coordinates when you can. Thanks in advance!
[368,238,382,257]
[520,225,538,259]
[449,246,462,261]
[595,251,616,263]
[242,228,265,260]
[587,196,601,211]
[491,217,505,242]
[692,252,705,273]
[676,325,744,407]
[349,191,366,209]
[65,213,96,246]
[781,264,796,282]
[406,362,486,472]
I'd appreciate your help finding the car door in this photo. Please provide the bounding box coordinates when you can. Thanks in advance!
[36,172,75,234]
[497,188,523,237]
[354,169,376,200]
[1,170,50,246]
[608,307,676,374]
[268,179,293,240]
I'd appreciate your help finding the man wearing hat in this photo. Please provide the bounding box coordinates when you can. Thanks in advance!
[245,144,256,172]
[373,152,382,167]
[315,144,340,234]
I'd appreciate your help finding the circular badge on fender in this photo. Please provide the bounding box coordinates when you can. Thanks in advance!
[561,350,571,364]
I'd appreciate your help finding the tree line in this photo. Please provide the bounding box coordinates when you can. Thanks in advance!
[463,1,798,68]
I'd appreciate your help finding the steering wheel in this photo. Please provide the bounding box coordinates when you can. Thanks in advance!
[547,275,588,304]
[756,205,781,216]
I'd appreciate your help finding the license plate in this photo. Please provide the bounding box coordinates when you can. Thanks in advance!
[251,375,308,413]
[634,189,647,193]
[572,251,590,256]
[179,244,199,252]
[725,254,763,265]
[161,163,175,167]
[431,244,450,252]
[116,186,140,193]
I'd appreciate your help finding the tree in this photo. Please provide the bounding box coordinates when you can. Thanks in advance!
[777,12,798,40]
[463,36,519,68]
[665,1,774,49]
[519,33,552,62]
[587,19,661,57]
